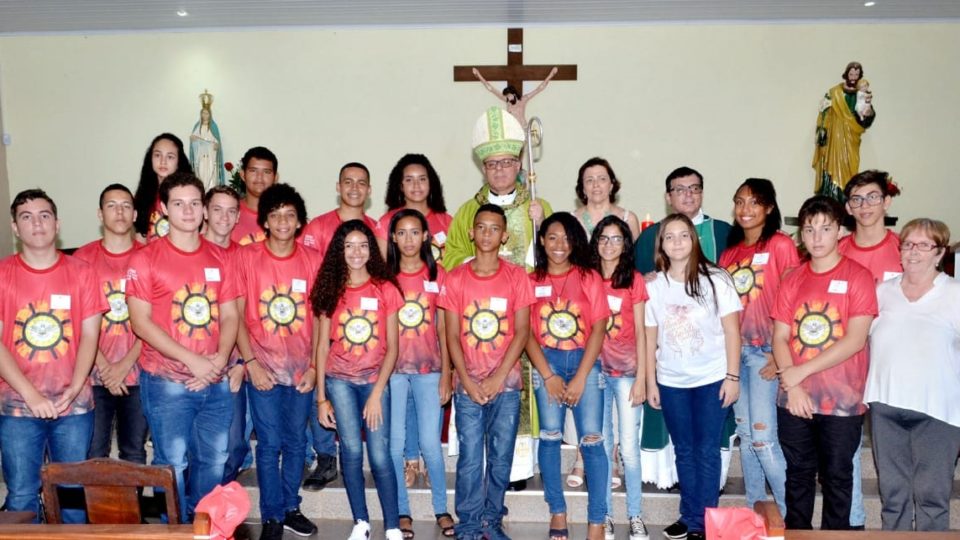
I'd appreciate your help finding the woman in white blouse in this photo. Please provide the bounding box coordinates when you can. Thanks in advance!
[865,218,960,532]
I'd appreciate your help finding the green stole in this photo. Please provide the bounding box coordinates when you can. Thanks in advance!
[696,217,719,262]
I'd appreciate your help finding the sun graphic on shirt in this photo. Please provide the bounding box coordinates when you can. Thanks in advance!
[431,242,445,264]
[606,307,623,339]
[101,280,130,336]
[171,283,219,339]
[13,301,72,363]
[337,308,379,355]
[399,292,431,338]
[258,284,306,337]
[463,299,508,353]
[727,257,764,306]
[239,230,267,246]
[791,300,844,360]
[149,211,169,239]
[539,298,584,350]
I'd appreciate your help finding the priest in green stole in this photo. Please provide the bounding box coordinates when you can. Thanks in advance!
[633,166,734,488]
[813,61,876,202]
[445,107,553,484]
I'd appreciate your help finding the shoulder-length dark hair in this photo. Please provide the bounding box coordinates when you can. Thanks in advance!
[133,133,192,236]
[575,157,621,205]
[727,178,783,249]
[384,154,446,213]
[589,215,635,290]
[386,208,438,281]
[534,212,592,281]
[655,213,728,308]
[310,220,400,317]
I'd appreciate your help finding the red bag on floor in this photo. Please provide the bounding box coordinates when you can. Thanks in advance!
[195,481,251,540]
[705,507,768,540]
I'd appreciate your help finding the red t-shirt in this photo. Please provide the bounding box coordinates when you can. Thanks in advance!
[771,257,877,416]
[126,237,239,383]
[838,230,902,284]
[395,266,445,375]
[0,254,107,417]
[300,210,378,256]
[600,273,650,377]
[530,268,610,351]
[437,260,535,392]
[325,279,403,384]
[231,204,266,246]
[376,209,454,265]
[73,240,142,386]
[234,242,322,386]
[146,197,169,242]
[719,232,801,347]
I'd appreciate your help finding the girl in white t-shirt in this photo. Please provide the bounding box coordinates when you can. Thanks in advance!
[645,214,742,540]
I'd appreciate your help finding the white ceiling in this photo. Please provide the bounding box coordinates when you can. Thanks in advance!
[1,0,959,35]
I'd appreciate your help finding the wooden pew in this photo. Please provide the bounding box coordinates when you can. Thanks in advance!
[0,511,211,539]
[754,501,960,539]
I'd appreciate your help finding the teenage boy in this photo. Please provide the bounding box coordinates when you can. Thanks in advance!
[437,204,534,540]
[838,169,901,530]
[203,186,241,251]
[772,196,876,530]
[0,189,106,522]
[74,184,146,464]
[234,184,321,540]
[127,172,240,520]
[233,147,279,246]
[301,162,378,255]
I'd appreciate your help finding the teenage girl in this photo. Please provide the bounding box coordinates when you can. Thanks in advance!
[132,133,193,242]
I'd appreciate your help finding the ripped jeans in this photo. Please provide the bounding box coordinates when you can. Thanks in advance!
[733,344,787,515]
[533,347,608,524]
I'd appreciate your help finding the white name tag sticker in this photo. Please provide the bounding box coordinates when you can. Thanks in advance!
[119,279,127,293]
[535,285,552,298]
[489,297,507,312]
[433,231,447,245]
[424,281,439,293]
[50,294,71,310]
[882,271,902,282]
[828,280,848,294]
[607,295,623,312]
[204,267,221,282]
[360,297,379,311]
[752,252,770,266]
[291,279,307,293]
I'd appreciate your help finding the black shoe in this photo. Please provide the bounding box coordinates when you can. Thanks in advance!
[662,520,688,540]
[284,508,318,536]
[302,454,337,491]
[687,533,704,540]
[507,479,526,491]
[260,519,284,540]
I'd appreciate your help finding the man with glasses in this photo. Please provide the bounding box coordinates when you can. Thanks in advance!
[634,166,732,273]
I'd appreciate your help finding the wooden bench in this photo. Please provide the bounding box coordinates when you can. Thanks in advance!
[0,512,210,539]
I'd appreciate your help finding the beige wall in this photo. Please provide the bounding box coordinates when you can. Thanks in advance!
[0,23,957,248]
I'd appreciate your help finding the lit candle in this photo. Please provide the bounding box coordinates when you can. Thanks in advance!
[641,213,654,231]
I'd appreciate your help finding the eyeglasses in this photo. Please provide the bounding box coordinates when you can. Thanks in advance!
[668,184,703,195]
[483,158,520,171]
[901,241,941,252]
[598,235,624,246]
[847,192,884,208]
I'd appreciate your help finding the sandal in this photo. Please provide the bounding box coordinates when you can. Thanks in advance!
[566,466,584,488]
[404,459,420,488]
[549,513,568,540]
[435,512,455,537]
[399,514,415,539]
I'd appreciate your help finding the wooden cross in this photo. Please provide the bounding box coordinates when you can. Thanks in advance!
[453,28,577,92]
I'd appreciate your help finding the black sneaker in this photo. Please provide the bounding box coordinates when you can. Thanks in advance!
[302,453,337,491]
[687,533,705,540]
[284,508,318,536]
[662,520,688,540]
[260,519,284,540]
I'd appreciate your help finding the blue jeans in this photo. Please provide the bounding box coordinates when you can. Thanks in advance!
[90,385,147,463]
[659,379,728,533]
[306,389,337,465]
[249,383,312,521]
[533,348,607,524]
[850,439,865,527]
[139,371,233,520]
[0,412,93,523]
[603,374,644,518]
[404,394,420,461]
[732,345,786,516]
[223,382,254,482]
[454,390,520,539]
[326,377,398,529]
[390,372,447,515]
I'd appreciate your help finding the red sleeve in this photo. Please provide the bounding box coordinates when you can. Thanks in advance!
[511,267,535,312]
[383,281,404,314]
[125,250,152,303]
[631,272,650,303]
[847,264,879,318]
[772,234,801,277]
[436,269,458,312]
[216,248,240,303]
[375,213,391,240]
[586,271,611,325]
[771,270,798,324]
[78,261,108,320]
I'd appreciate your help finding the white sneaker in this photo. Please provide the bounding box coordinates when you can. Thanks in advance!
[629,515,650,540]
[348,519,371,540]
[385,528,404,540]
[604,515,615,540]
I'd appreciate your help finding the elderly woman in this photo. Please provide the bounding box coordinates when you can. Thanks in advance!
[865,218,960,531]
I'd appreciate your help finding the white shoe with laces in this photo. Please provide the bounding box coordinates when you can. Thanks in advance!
[347,519,370,540]
[385,528,404,540]
[629,515,650,540]
[604,515,615,540]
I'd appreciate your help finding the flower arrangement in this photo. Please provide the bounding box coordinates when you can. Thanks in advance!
[224,162,245,196]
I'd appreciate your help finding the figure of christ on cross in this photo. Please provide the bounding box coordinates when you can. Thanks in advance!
[473,66,558,128]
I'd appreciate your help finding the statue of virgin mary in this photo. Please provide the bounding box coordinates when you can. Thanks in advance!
[189,89,225,188]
